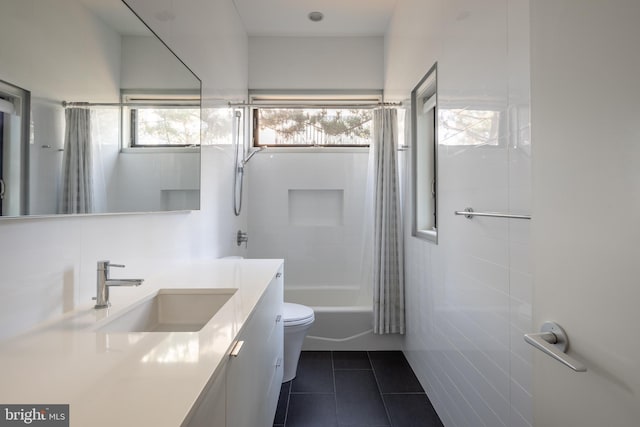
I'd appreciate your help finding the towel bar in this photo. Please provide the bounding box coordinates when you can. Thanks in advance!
[454,207,531,220]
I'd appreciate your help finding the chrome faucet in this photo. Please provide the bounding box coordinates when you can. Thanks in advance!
[94,260,144,309]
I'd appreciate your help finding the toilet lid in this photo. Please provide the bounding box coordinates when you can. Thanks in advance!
[283,303,314,326]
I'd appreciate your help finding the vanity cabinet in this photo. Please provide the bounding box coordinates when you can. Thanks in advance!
[185,268,284,427]
[227,268,284,427]
[183,367,226,427]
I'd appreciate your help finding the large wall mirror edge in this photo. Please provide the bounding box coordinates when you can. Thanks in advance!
[411,62,438,244]
[0,0,201,219]
[0,209,194,223]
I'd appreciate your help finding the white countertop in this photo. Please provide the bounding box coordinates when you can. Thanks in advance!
[0,258,283,427]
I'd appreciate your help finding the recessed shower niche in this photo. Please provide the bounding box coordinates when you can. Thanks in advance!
[288,189,344,227]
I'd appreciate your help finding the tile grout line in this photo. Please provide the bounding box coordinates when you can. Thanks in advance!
[288,392,336,395]
[283,381,291,427]
[367,351,394,427]
[381,391,428,395]
[331,351,339,427]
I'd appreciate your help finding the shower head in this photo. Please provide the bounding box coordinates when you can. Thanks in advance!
[241,146,265,166]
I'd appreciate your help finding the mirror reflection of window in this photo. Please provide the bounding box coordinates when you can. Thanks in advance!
[122,92,201,148]
[439,108,502,146]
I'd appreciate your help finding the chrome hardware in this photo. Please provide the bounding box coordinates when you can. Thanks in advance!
[275,315,282,323]
[236,230,248,247]
[524,321,587,372]
[228,101,402,109]
[454,207,531,220]
[230,340,244,357]
[94,261,144,309]
[241,146,265,167]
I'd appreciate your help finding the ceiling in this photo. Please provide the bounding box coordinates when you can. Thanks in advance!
[79,0,398,37]
[232,0,399,36]
[78,0,150,36]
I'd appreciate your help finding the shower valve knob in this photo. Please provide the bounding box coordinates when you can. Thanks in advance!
[236,230,248,247]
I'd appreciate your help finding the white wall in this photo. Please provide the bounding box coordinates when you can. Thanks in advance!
[125,0,248,103]
[249,36,383,90]
[385,0,532,426]
[0,0,121,102]
[110,151,200,212]
[120,35,198,90]
[0,0,248,341]
[246,150,371,294]
[28,102,65,215]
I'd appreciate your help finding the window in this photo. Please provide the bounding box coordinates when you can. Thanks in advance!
[122,92,200,147]
[249,93,381,147]
[411,63,438,243]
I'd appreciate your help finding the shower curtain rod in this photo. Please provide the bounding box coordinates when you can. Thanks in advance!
[61,101,198,108]
[227,101,403,109]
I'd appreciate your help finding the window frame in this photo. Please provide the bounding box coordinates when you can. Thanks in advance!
[249,90,382,149]
[411,63,439,244]
[121,90,201,149]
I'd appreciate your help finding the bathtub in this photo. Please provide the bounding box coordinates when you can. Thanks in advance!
[284,287,404,351]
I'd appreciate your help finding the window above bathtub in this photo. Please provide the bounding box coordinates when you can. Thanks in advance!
[248,91,382,148]
[122,90,201,149]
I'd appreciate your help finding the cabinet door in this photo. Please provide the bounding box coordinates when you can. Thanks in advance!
[226,273,283,427]
[183,364,226,427]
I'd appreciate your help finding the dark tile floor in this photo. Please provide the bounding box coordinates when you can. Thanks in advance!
[273,351,444,427]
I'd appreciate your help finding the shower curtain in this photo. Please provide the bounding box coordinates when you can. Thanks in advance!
[60,107,93,214]
[372,108,405,334]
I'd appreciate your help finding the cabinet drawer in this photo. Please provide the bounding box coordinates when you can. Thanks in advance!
[183,363,226,427]
[261,349,284,423]
[250,274,283,342]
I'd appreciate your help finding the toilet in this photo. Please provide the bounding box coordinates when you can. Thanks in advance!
[282,302,315,382]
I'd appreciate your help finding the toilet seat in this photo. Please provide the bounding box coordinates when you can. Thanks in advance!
[283,302,314,327]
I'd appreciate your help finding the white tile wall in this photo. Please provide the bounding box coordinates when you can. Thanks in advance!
[246,151,372,291]
[386,0,532,426]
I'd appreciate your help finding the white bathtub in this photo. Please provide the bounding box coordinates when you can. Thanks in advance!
[284,287,404,351]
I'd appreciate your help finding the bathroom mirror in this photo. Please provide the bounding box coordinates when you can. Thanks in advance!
[411,62,438,243]
[0,0,201,217]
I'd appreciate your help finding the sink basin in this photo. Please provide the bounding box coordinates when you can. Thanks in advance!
[96,288,237,333]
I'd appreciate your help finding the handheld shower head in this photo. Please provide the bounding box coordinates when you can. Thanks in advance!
[241,146,266,166]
